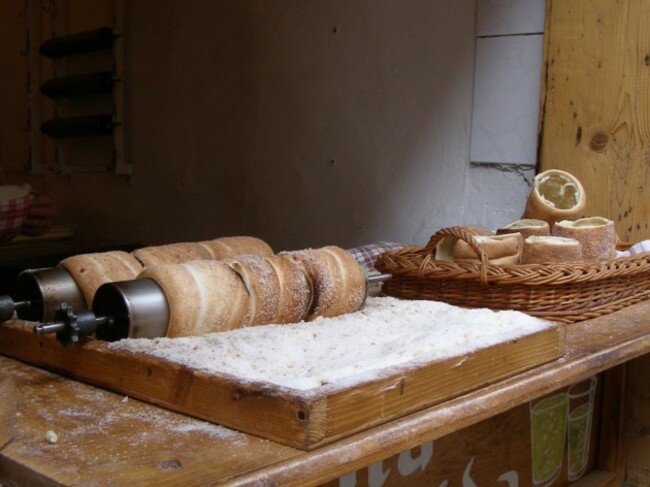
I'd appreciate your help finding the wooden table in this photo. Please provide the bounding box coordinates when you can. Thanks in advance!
[1,302,649,486]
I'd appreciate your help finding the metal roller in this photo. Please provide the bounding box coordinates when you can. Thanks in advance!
[34,279,170,346]
[0,268,85,324]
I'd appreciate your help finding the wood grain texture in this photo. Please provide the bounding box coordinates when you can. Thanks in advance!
[597,365,627,483]
[0,378,16,450]
[623,354,650,486]
[0,356,299,487]
[0,321,564,450]
[539,0,650,243]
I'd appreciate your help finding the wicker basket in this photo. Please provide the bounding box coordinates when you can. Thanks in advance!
[375,226,650,323]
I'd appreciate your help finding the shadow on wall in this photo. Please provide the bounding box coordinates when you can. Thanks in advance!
[238,0,529,251]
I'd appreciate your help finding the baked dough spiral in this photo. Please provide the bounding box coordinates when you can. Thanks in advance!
[60,251,144,308]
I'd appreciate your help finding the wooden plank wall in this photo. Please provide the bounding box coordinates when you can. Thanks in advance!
[539,0,650,244]
[539,1,650,484]
[0,0,30,175]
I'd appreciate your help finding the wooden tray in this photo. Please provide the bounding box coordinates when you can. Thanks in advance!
[0,321,565,450]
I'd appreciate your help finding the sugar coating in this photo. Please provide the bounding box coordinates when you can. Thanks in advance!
[110,296,553,391]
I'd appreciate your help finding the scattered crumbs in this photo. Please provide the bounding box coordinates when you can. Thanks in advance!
[121,396,129,403]
[45,430,58,444]
[110,296,553,391]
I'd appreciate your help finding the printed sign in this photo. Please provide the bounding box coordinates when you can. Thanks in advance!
[323,376,600,487]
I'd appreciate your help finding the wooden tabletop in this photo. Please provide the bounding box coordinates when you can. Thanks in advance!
[1,302,650,487]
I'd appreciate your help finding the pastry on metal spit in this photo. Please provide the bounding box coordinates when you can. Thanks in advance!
[59,251,144,308]
[283,246,367,320]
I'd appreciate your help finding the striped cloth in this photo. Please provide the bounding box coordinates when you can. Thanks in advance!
[347,241,406,271]
[0,193,31,241]
[617,240,650,258]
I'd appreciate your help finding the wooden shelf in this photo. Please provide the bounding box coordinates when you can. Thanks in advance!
[1,301,649,486]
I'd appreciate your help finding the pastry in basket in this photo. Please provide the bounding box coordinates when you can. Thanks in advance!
[437,230,523,265]
[552,216,616,260]
[433,225,493,261]
[520,236,582,264]
[497,218,550,240]
[523,169,586,225]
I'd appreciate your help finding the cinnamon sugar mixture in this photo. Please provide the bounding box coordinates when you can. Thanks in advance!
[109,297,553,391]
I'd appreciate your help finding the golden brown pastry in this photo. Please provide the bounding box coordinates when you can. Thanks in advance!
[60,251,144,307]
[138,260,249,337]
[227,254,312,326]
[283,246,366,320]
[522,169,586,225]
[520,236,582,264]
[497,219,550,240]
[132,242,213,267]
[452,233,523,265]
[434,225,495,261]
[199,236,273,260]
[552,217,616,260]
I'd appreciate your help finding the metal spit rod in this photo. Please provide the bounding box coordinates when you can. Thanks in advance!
[30,272,392,347]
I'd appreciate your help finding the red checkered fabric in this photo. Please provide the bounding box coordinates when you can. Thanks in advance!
[0,193,32,241]
[347,241,406,271]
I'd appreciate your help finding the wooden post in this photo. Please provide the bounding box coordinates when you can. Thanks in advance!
[539,0,650,243]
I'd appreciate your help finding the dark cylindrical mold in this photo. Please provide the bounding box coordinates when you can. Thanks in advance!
[93,279,170,341]
[39,27,115,59]
[41,114,115,138]
[12,268,85,322]
[41,72,115,99]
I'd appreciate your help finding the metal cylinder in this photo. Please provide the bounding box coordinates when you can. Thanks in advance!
[12,268,85,323]
[39,27,115,59]
[0,295,16,323]
[93,279,170,341]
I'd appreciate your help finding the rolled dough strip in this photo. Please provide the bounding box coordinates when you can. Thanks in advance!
[522,169,586,225]
[521,236,582,264]
[434,225,494,261]
[200,236,273,260]
[552,217,616,260]
[138,260,249,337]
[264,255,313,323]
[226,255,280,326]
[228,255,312,326]
[453,233,523,264]
[60,251,143,307]
[283,246,366,320]
[132,242,213,267]
[497,219,550,240]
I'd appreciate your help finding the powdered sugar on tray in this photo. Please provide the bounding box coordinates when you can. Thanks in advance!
[109,296,553,391]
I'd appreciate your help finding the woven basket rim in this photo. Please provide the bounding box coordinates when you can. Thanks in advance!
[376,245,650,286]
